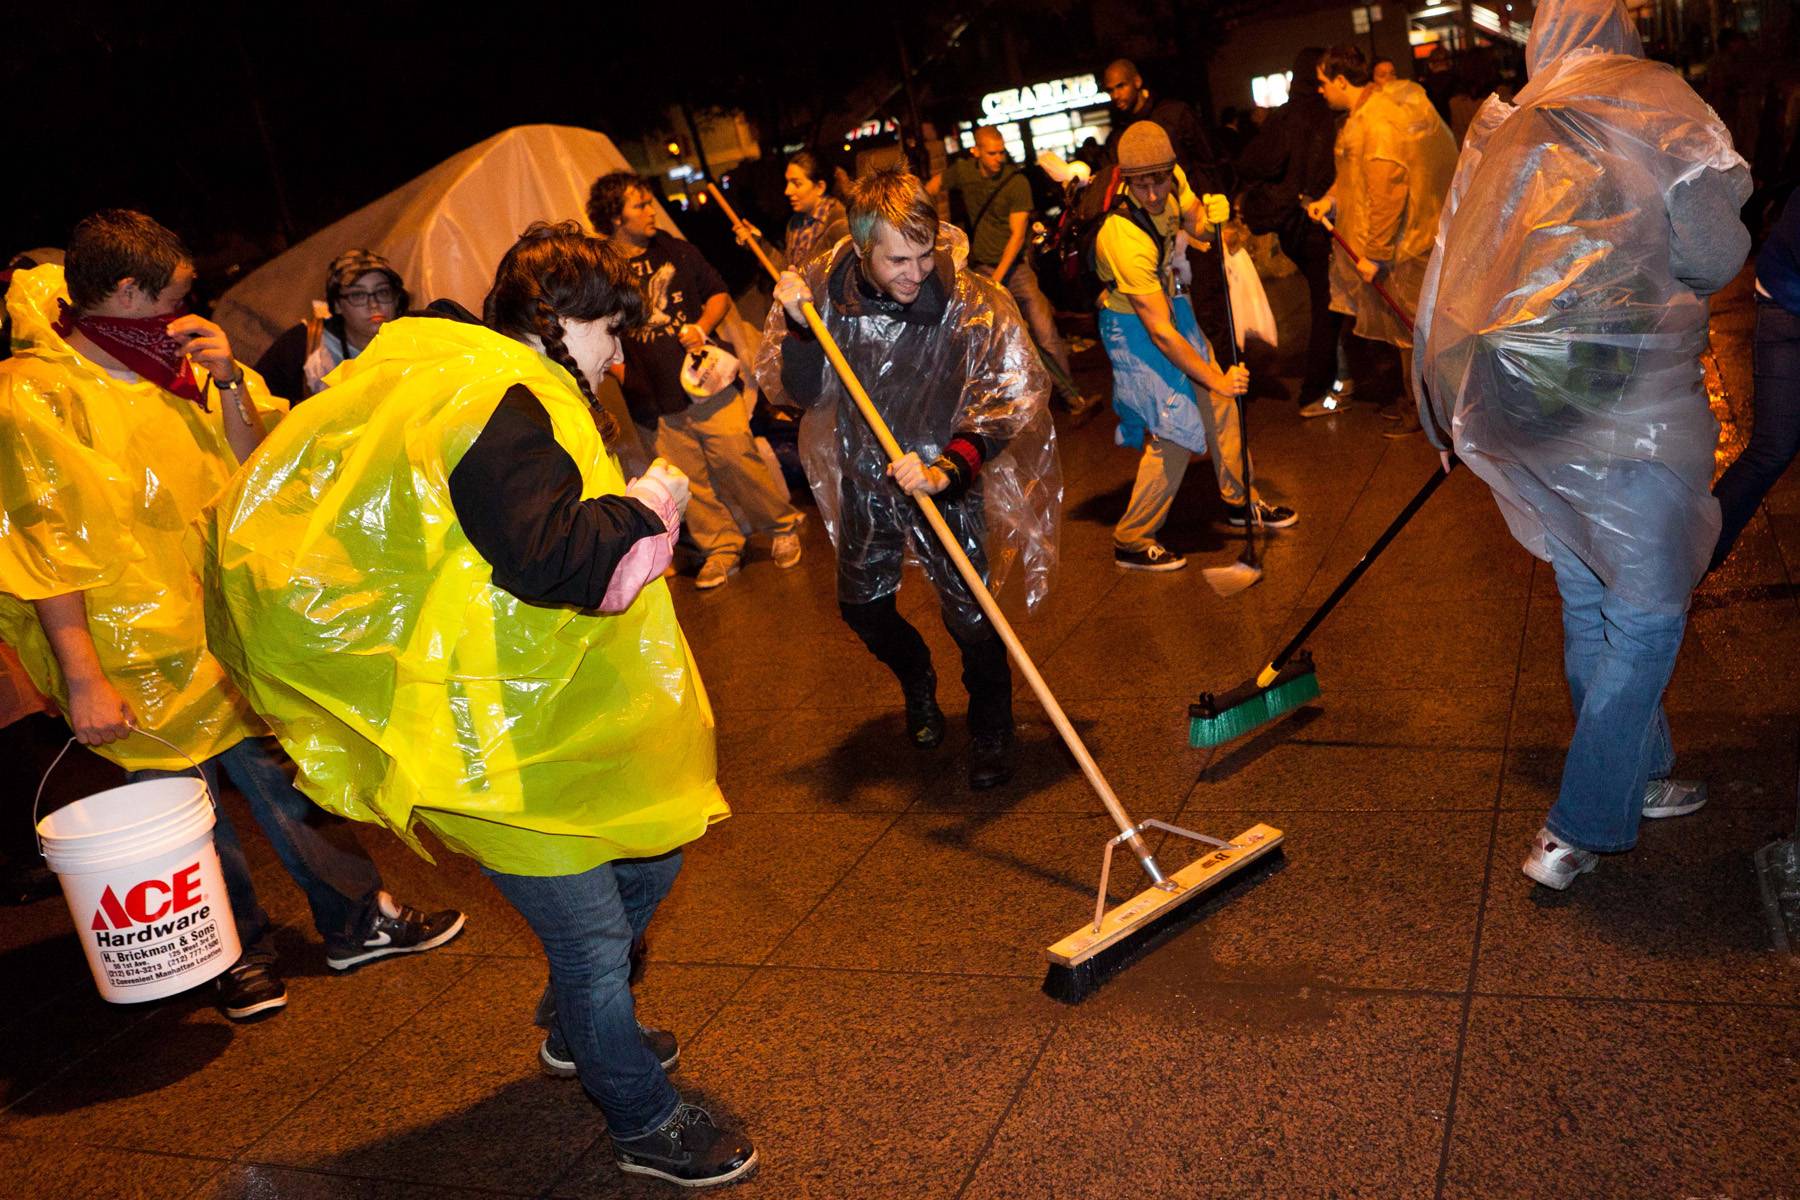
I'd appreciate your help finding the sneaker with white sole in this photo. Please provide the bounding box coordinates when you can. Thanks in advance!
[613,1103,758,1189]
[771,530,803,569]
[1521,827,1598,890]
[1642,777,1707,819]
[1114,542,1187,572]
[216,957,288,1021]
[1225,499,1300,529]
[694,556,739,590]
[325,892,466,970]
[1299,395,1347,419]
[541,1021,679,1078]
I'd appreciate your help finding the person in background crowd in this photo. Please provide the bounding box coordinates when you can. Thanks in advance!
[1307,43,1456,437]
[207,221,755,1190]
[1097,122,1297,574]
[928,127,1095,415]
[1101,59,1235,365]
[1414,0,1750,891]
[757,169,1059,789]
[730,149,849,273]
[253,249,408,402]
[1238,47,1344,418]
[0,211,463,1021]
[588,172,804,590]
[1712,188,1800,569]
[1372,56,1398,86]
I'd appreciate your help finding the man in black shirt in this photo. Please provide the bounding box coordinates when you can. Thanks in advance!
[587,173,803,590]
[1102,59,1234,360]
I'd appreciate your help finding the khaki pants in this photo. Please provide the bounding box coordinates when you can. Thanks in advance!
[1113,393,1254,551]
[650,388,800,562]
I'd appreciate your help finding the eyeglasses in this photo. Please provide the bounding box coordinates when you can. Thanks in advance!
[339,285,398,309]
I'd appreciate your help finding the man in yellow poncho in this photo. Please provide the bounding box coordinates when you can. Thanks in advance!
[0,211,464,1022]
[1306,43,1457,436]
[206,223,754,1189]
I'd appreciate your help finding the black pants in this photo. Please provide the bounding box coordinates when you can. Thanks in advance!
[839,594,1013,736]
[1713,296,1800,569]
[1297,245,1342,401]
[1185,238,1233,360]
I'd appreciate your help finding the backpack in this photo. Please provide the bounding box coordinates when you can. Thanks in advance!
[1049,168,1169,310]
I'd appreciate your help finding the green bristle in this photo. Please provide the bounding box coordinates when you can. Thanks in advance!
[1188,670,1321,748]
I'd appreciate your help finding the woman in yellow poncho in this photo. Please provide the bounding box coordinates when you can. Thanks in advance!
[206,223,755,1188]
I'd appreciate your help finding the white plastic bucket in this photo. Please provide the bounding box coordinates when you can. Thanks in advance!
[35,737,241,1004]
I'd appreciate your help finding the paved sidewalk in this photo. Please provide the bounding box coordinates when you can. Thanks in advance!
[2,271,1794,1199]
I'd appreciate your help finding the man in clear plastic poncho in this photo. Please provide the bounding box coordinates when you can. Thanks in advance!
[1412,0,1751,890]
[755,168,1058,790]
[0,211,462,1021]
[1305,44,1456,434]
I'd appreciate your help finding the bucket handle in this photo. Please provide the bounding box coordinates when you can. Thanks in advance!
[34,731,215,861]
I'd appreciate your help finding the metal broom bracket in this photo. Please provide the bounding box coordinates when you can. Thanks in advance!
[1091,819,1243,932]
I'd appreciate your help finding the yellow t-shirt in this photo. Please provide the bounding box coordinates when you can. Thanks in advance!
[1096,166,1201,315]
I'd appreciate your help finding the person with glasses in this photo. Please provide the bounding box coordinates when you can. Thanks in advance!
[254,249,410,403]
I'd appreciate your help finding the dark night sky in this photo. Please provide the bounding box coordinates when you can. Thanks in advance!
[5,1,1220,275]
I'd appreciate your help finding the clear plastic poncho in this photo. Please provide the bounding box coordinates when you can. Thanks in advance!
[1328,79,1458,348]
[1413,0,1752,613]
[204,315,727,876]
[754,236,1059,628]
[0,264,287,770]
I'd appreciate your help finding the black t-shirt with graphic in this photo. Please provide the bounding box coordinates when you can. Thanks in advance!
[617,232,730,426]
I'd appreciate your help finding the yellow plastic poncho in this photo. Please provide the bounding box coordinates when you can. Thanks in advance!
[0,264,286,770]
[203,314,726,876]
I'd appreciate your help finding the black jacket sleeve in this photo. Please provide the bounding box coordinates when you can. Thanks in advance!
[252,323,311,405]
[779,311,829,407]
[448,384,665,608]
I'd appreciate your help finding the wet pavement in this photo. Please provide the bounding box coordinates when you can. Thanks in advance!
[2,267,1796,1199]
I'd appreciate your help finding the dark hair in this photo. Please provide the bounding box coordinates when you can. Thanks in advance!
[586,172,650,235]
[483,221,645,441]
[787,150,827,188]
[65,210,190,313]
[1319,44,1372,88]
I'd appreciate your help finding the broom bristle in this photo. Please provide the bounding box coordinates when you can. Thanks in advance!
[1189,657,1320,748]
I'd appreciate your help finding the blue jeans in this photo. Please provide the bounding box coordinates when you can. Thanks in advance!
[486,853,682,1139]
[130,734,383,957]
[1544,537,1687,853]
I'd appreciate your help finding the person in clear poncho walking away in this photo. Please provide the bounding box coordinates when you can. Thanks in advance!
[206,224,755,1188]
[1412,0,1752,890]
[755,168,1060,789]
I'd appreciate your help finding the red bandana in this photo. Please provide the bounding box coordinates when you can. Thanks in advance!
[53,300,204,404]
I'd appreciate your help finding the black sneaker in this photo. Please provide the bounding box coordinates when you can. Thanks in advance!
[541,1021,679,1078]
[326,893,467,970]
[216,958,288,1021]
[613,1103,758,1188]
[1114,542,1187,572]
[903,671,945,750]
[1225,500,1299,530]
[969,730,1015,790]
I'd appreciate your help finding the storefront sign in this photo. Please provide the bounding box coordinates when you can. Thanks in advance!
[979,74,1101,126]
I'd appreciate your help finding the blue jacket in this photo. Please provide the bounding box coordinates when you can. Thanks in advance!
[1757,190,1800,315]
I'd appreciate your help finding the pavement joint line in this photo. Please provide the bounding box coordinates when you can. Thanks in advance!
[223,954,483,1170]
[193,1156,546,1198]
[748,810,910,970]
[951,1013,1065,1200]
[1431,554,1534,1200]
[1461,989,1800,1012]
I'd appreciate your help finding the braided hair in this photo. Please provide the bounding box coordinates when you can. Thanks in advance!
[484,221,645,442]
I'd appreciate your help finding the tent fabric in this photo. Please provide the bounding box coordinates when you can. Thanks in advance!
[216,125,762,370]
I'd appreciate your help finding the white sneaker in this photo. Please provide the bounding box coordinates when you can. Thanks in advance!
[1299,395,1346,419]
[771,529,803,569]
[1642,778,1707,819]
[1521,827,1598,890]
[694,556,739,590]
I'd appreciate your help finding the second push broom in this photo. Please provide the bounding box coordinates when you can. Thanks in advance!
[706,181,1284,1001]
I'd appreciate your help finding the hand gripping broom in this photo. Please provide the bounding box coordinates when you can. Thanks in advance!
[1189,211,1451,747]
[708,182,1283,1001]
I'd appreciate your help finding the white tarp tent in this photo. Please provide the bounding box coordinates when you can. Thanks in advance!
[216,123,759,367]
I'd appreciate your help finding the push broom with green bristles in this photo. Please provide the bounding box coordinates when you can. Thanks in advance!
[1192,215,1452,749]
[708,182,1283,1003]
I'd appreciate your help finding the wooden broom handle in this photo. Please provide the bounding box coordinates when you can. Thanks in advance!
[705,182,1153,857]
